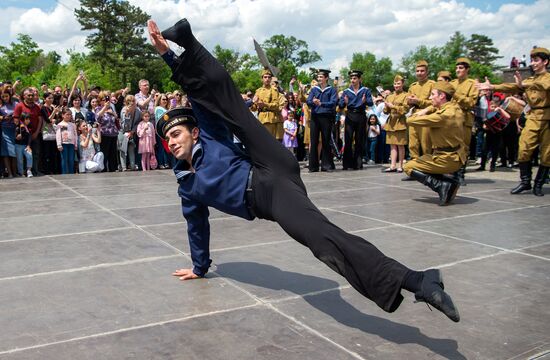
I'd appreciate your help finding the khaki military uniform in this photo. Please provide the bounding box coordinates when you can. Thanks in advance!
[493,72,550,166]
[404,101,467,175]
[275,91,287,140]
[384,91,409,145]
[450,78,478,150]
[408,79,435,157]
[252,85,282,138]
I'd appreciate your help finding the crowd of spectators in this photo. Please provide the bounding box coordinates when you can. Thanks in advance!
[0,74,189,178]
[0,63,544,180]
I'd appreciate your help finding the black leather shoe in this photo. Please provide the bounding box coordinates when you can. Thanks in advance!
[415,269,460,323]
[511,162,532,194]
[161,18,193,48]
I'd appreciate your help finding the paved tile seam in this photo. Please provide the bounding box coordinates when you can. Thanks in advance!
[265,303,366,360]
[48,177,191,259]
[319,198,413,211]
[459,194,536,206]
[0,226,135,244]
[459,188,513,195]
[210,239,294,254]
[406,204,548,226]
[0,303,262,356]
[110,202,182,211]
[0,195,81,205]
[308,186,383,195]
[0,254,182,282]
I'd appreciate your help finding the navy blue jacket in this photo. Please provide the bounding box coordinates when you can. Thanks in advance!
[306,85,338,115]
[338,85,374,111]
[173,99,253,276]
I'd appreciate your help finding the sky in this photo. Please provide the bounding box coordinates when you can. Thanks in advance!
[1,0,548,73]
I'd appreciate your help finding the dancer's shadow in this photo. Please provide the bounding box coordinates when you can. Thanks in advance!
[216,262,466,360]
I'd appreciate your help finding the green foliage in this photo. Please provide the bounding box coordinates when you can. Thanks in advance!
[467,34,502,68]
[399,31,501,84]
[262,34,321,86]
[340,52,394,90]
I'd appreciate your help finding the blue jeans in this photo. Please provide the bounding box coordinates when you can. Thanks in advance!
[366,137,377,161]
[60,143,75,174]
[155,134,169,167]
[15,144,33,175]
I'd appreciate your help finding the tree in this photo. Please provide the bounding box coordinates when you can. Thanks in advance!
[261,35,321,85]
[341,52,394,90]
[75,0,156,87]
[466,34,502,68]
[0,34,43,84]
[213,45,242,75]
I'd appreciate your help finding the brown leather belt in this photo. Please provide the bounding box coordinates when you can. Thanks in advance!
[433,146,460,152]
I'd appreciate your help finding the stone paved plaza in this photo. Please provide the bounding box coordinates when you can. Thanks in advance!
[0,165,548,359]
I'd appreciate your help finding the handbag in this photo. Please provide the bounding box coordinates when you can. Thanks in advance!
[150,153,158,169]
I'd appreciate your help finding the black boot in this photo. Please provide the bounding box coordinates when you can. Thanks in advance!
[511,162,532,194]
[533,166,549,196]
[161,18,194,49]
[452,165,466,186]
[414,269,460,323]
[410,170,458,206]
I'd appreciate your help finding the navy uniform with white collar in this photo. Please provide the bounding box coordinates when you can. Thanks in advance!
[156,18,460,322]
[339,70,373,169]
[306,69,338,172]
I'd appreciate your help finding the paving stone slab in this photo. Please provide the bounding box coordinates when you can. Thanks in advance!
[339,195,521,224]
[409,206,550,249]
[0,228,176,278]
[0,197,98,219]
[92,192,181,210]
[0,187,78,203]
[113,205,228,226]
[351,226,499,270]
[214,242,349,301]
[0,209,131,241]
[1,306,357,360]
[143,218,289,252]
[0,258,255,354]
[274,252,550,360]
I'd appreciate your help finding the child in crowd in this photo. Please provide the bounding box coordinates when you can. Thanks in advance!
[366,114,381,165]
[477,94,510,172]
[283,111,298,154]
[137,111,156,171]
[14,113,33,177]
[56,108,78,174]
[78,120,104,173]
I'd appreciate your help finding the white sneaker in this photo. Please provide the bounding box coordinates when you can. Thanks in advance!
[26,169,33,178]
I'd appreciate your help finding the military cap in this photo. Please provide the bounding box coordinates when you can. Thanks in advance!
[348,69,363,77]
[530,47,550,57]
[261,68,273,77]
[416,60,429,68]
[394,74,404,83]
[317,69,331,77]
[437,70,452,80]
[156,107,198,138]
[456,57,471,66]
[433,81,455,97]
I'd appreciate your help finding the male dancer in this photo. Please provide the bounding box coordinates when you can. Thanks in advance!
[148,18,459,322]
[339,70,373,170]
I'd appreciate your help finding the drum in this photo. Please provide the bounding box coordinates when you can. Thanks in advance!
[502,98,524,119]
[485,111,510,133]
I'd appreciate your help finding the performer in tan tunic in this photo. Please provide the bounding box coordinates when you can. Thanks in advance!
[383,75,409,172]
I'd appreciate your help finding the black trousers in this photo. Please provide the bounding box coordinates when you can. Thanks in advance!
[171,21,409,312]
[41,140,60,175]
[343,112,367,169]
[309,113,334,171]
[499,123,518,165]
[100,135,118,172]
[480,130,502,167]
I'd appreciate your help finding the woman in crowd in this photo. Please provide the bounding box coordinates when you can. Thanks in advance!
[154,93,171,168]
[86,97,98,125]
[40,92,61,174]
[119,95,141,171]
[77,120,103,173]
[382,75,408,172]
[70,95,87,124]
[0,88,18,177]
[95,91,119,172]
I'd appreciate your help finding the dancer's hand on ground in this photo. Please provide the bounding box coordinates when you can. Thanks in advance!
[172,268,200,280]
[148,20,170,55]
